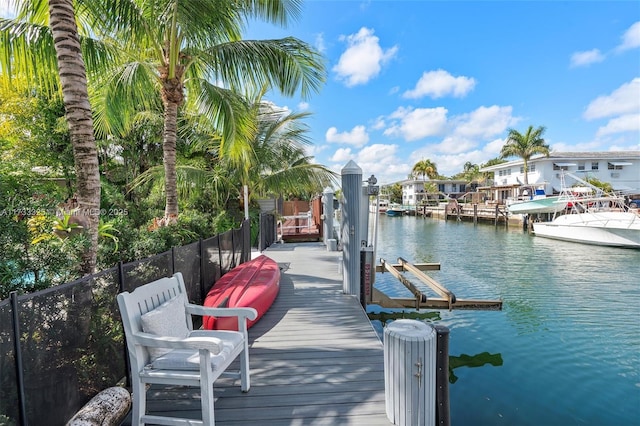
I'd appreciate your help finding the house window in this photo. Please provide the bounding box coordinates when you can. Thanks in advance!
[553,163,570,171]
[452,184,457,192]
[591,162,599,170]
[578,163,585,171]
[438,184,445,192]
[520,166,524,173]
[608,162,628,170]
[507,169,511,175]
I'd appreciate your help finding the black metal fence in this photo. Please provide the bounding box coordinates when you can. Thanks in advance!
[0,218,268,426]
[258,212,278,251]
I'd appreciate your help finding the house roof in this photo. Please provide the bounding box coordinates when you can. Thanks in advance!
[480,151,640,172]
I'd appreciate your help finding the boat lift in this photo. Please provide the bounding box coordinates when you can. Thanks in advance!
[370,257,502,311]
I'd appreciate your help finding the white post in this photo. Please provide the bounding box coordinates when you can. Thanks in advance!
[384,319,437,426]
[243,185,249,220]
[341,161,362,296]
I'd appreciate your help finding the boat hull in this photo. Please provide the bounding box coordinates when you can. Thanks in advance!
[533,212,640,248]
[385,209,404,217]
[203,254,280,330]
[507,196,566,214]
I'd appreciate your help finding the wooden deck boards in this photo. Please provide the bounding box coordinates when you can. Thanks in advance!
[122,242,389,425]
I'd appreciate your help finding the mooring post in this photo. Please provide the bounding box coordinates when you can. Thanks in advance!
[341,160,362,296]
[384,319,437,426]
[322,186,335,249]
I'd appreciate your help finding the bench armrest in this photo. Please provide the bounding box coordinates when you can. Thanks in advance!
[185,303,258,321]
[132,331,224,354]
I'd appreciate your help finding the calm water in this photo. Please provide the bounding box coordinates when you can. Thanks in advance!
[369,214,640,426]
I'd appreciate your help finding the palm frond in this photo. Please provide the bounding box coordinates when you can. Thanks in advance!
[205,38,325,100]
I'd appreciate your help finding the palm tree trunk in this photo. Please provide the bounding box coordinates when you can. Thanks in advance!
[48,0,100,274]
[163,101,179,217]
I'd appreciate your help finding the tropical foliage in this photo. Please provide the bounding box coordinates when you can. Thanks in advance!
[1,0,327,282]
[411,159,438,180]
[500,125,550,185]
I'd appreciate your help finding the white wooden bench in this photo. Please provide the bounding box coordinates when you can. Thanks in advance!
[117,272,257,426]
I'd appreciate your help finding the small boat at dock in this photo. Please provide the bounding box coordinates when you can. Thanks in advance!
[370,197,390,213]
[385,203,406,216]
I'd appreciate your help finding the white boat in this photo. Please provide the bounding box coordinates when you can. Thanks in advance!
[532,172,640,248]
[385,203,406,217]
[370,197,389,213]
[507,196,566,214]
[532,211,640,248]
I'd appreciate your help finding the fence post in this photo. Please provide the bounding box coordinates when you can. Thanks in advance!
[117,261,131,389]
[199,238,206,304]
[10,291,28,426]
[434,324,451,426]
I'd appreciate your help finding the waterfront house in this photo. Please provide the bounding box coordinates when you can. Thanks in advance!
[399,178,469,206]
[478,151,640,203]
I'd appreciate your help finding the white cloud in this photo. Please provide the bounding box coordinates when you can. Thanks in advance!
[357,143,398,163]
[616,21,640,52]
[583,78,640,120]
[325,125,369,146]
[297,101,309,111]
[333,27,398,87]
[595,113,640,137]
[371,116,386,130]
[354,144,410,184]
[570,49,605,68]
[451,105,516,139]
[432,137,478,155]
[329,147,354,163]
[384,106,448,141]
[403,69,476,99]
[314,33,326,53]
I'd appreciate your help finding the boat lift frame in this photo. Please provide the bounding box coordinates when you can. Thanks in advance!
[371,257,502,311]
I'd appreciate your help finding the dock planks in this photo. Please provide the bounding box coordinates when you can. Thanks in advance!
[121,242,389,425]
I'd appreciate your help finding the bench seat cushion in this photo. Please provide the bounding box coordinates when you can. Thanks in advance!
[149,330,244,371]
[140,293,189,359]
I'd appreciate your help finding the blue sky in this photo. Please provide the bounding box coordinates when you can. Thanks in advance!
[2,1,638,185]
[246,1,640,184]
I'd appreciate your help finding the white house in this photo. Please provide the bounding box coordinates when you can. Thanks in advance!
[397,178,469,206]
[479,151,640,203]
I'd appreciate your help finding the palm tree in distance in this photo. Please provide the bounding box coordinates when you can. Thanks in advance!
[411,159,438,180]
[500,125,550,186]
[86,0,325,220]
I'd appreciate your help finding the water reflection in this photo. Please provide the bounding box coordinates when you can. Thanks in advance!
[371,215,640,425]
[449,352,503,384]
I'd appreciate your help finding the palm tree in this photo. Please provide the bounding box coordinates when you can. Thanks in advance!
[500,125,550,186]
[85,0,325,219]
[460,161,482,184]
[411,159,438,180]
[241,99,336,199]
[1,0,101,274]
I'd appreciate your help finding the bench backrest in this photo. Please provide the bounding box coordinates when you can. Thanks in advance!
[117,272,192,369]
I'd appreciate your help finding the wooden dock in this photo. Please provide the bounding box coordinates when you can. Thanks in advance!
[122,242,389,425]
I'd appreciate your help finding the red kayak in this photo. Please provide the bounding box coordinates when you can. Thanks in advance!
[202,254,280,331]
